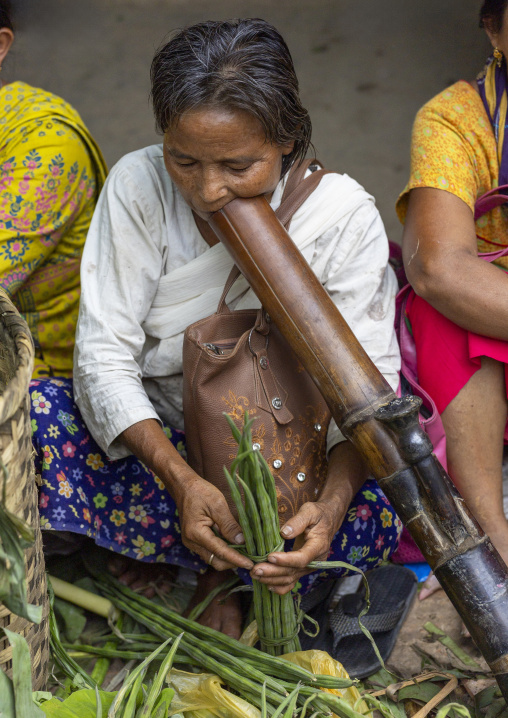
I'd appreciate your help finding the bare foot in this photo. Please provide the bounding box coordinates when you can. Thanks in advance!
[418,572,442,601]
[184,569,243,639]
[108,554,176,599]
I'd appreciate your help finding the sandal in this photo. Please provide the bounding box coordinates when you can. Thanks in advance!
[299,564,417,678]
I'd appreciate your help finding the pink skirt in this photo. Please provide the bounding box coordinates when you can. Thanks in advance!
[406,291,508,440]
[392,289,508,565]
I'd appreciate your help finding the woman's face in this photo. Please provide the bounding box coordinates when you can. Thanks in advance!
[163,106,294,220]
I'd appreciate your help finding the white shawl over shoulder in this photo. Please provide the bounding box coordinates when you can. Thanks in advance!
[143,171,368,338]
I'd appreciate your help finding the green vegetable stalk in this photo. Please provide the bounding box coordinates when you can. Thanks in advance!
[224,413,300,655]
[96,575,361,717]
[0,460,42,623]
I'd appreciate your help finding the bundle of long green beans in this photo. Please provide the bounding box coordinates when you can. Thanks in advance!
[46,587,182,718]
[94,573,369,718]
[223,413,300,656]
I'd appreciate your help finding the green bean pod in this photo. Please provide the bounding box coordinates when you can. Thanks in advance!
[97,574,337,686]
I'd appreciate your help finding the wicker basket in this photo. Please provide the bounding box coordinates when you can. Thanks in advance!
[0,288,49,691]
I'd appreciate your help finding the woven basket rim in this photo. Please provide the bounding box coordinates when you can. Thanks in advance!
[0,289,34,426]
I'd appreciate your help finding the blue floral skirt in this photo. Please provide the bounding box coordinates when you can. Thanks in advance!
[31,377,402,595]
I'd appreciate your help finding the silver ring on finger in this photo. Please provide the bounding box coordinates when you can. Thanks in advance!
[208,552,215,567]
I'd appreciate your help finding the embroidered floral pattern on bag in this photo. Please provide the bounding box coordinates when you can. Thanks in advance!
[33,377,401,595]
[269,403,330,521]
[225,396,330,522]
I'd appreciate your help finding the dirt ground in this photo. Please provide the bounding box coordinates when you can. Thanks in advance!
[388,587,482,678]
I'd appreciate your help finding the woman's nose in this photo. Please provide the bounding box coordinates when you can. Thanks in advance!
[197,168,229,206]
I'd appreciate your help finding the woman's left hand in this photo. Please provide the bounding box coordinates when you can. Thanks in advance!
[250,499,343,594]
[249,440,369,594]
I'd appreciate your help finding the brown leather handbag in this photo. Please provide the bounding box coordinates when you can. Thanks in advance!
[182,160,333,524]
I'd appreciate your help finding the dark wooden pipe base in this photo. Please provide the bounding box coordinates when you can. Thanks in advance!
[209,195,508,701]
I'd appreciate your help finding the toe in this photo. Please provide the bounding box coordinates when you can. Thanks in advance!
[419,572,442,600]
[108,555,129,577]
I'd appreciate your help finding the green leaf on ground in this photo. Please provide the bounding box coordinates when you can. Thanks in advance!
[0,668,15,718]
[54,598,87,643]
[39,690,116,717]
[32,692,54,706]
[424,623,482,670]
[398,680,444,703]
[3,628,45,718]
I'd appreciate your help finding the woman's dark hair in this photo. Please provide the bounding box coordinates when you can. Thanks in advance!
[0,0,13,30]
[480,0,508,32]
[150,18,312,175]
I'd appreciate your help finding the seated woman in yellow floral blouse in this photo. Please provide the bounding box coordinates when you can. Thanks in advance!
[0,0,106,377]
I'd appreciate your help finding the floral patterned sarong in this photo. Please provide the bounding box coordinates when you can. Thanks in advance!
[31,377,402,594]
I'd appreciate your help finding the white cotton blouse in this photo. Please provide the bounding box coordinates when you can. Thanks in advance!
[74,145,401,460]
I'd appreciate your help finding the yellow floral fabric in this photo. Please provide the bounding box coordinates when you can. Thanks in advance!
[396,80,508,269]
[0,82,107,377]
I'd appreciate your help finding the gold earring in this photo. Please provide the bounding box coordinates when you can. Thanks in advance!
[494,47,504,68]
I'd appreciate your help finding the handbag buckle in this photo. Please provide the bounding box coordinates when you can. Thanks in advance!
[248,326,269,357]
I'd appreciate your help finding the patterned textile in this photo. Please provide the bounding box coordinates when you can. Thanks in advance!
[0,82,107,377]
[396,80,508,269]
[31,377,402,595]
[478,55,508,186]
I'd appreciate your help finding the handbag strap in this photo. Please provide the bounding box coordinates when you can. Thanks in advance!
[474,183,508,220]
[276,159,332,230]
[282,157,317,198]
[474,183,508,262]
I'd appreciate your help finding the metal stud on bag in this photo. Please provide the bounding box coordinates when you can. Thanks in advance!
[273,459,282,469]
[252,443,261,451]
[297,472,306,483]
[272,397,282,410]
[314,423,322,432]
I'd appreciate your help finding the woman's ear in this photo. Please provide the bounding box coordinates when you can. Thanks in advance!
[0,27,14,68]
[483,17,499,49]
[281,140,295,157]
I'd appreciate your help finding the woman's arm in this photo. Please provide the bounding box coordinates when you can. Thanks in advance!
[119,418,254,573]
[403,187,508,340]
[0,122,96,302]
[74,155,172,457]
[251,441,368,594]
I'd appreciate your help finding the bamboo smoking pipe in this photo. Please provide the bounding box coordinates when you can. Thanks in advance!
[209,194,508,699]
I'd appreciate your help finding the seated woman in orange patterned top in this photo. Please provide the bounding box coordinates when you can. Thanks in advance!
[397,0,508,595]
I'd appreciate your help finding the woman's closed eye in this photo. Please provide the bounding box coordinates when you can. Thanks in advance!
[227,164,252,173]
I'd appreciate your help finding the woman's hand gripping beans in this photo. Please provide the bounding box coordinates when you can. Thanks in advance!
[250,499,342,594]
[174,476,254,572]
